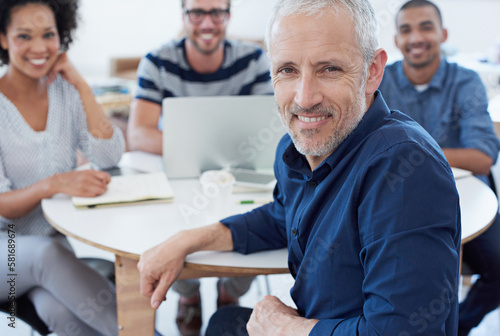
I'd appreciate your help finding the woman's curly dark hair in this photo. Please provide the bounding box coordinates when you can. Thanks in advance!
[0,0,79,65]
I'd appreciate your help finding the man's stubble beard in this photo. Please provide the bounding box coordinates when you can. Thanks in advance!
[278,79,367,157]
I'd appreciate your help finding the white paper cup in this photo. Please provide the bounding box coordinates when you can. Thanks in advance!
[199,170,235,221]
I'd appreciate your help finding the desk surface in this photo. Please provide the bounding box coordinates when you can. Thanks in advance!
[456,174,498,243]
[42,178,288,273]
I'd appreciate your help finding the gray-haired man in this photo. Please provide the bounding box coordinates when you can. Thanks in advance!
[138,1,461,334]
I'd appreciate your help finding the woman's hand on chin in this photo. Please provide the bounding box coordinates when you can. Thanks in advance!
[47,52,85,89]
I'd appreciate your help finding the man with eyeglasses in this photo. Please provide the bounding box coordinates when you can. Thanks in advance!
[128,0,273,335]
[127,0,273,155]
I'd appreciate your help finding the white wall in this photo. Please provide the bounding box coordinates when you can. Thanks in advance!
[68,0,181,76]
[373,0,500,61]
[66,0,500,77]
[68,0,277,76]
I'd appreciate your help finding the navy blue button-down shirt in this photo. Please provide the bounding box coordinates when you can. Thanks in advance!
[222,92,461,335]
[379,59,500,185]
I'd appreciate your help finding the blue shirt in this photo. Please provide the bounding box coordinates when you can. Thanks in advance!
[222,92,461,335]
[379,59,500,186]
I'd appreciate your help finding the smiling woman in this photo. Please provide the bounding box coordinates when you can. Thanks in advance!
[0,0,78,65]
[0,1,124,335]
[0,5,62,89]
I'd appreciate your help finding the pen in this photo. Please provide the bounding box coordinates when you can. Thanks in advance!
[237,198,273,205]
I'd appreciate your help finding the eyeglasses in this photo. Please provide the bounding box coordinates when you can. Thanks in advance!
[184,8,230,24]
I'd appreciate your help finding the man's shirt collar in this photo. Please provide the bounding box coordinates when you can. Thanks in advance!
[395,58,447,91]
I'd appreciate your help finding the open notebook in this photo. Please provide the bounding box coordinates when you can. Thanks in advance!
[71,172,174,208]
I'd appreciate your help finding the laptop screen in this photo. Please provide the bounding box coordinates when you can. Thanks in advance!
[162,95,285,178]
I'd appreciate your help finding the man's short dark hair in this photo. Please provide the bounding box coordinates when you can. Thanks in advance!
[398,0,443,27]
[181,0,231,10]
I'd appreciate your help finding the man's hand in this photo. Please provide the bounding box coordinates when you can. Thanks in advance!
[137,235,189,309]
[247,295,318,336]
[138,223,233,309]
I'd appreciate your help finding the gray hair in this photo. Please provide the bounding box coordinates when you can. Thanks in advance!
[265,0,379,68]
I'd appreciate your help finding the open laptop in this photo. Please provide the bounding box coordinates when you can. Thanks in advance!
[162,95,286,179]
